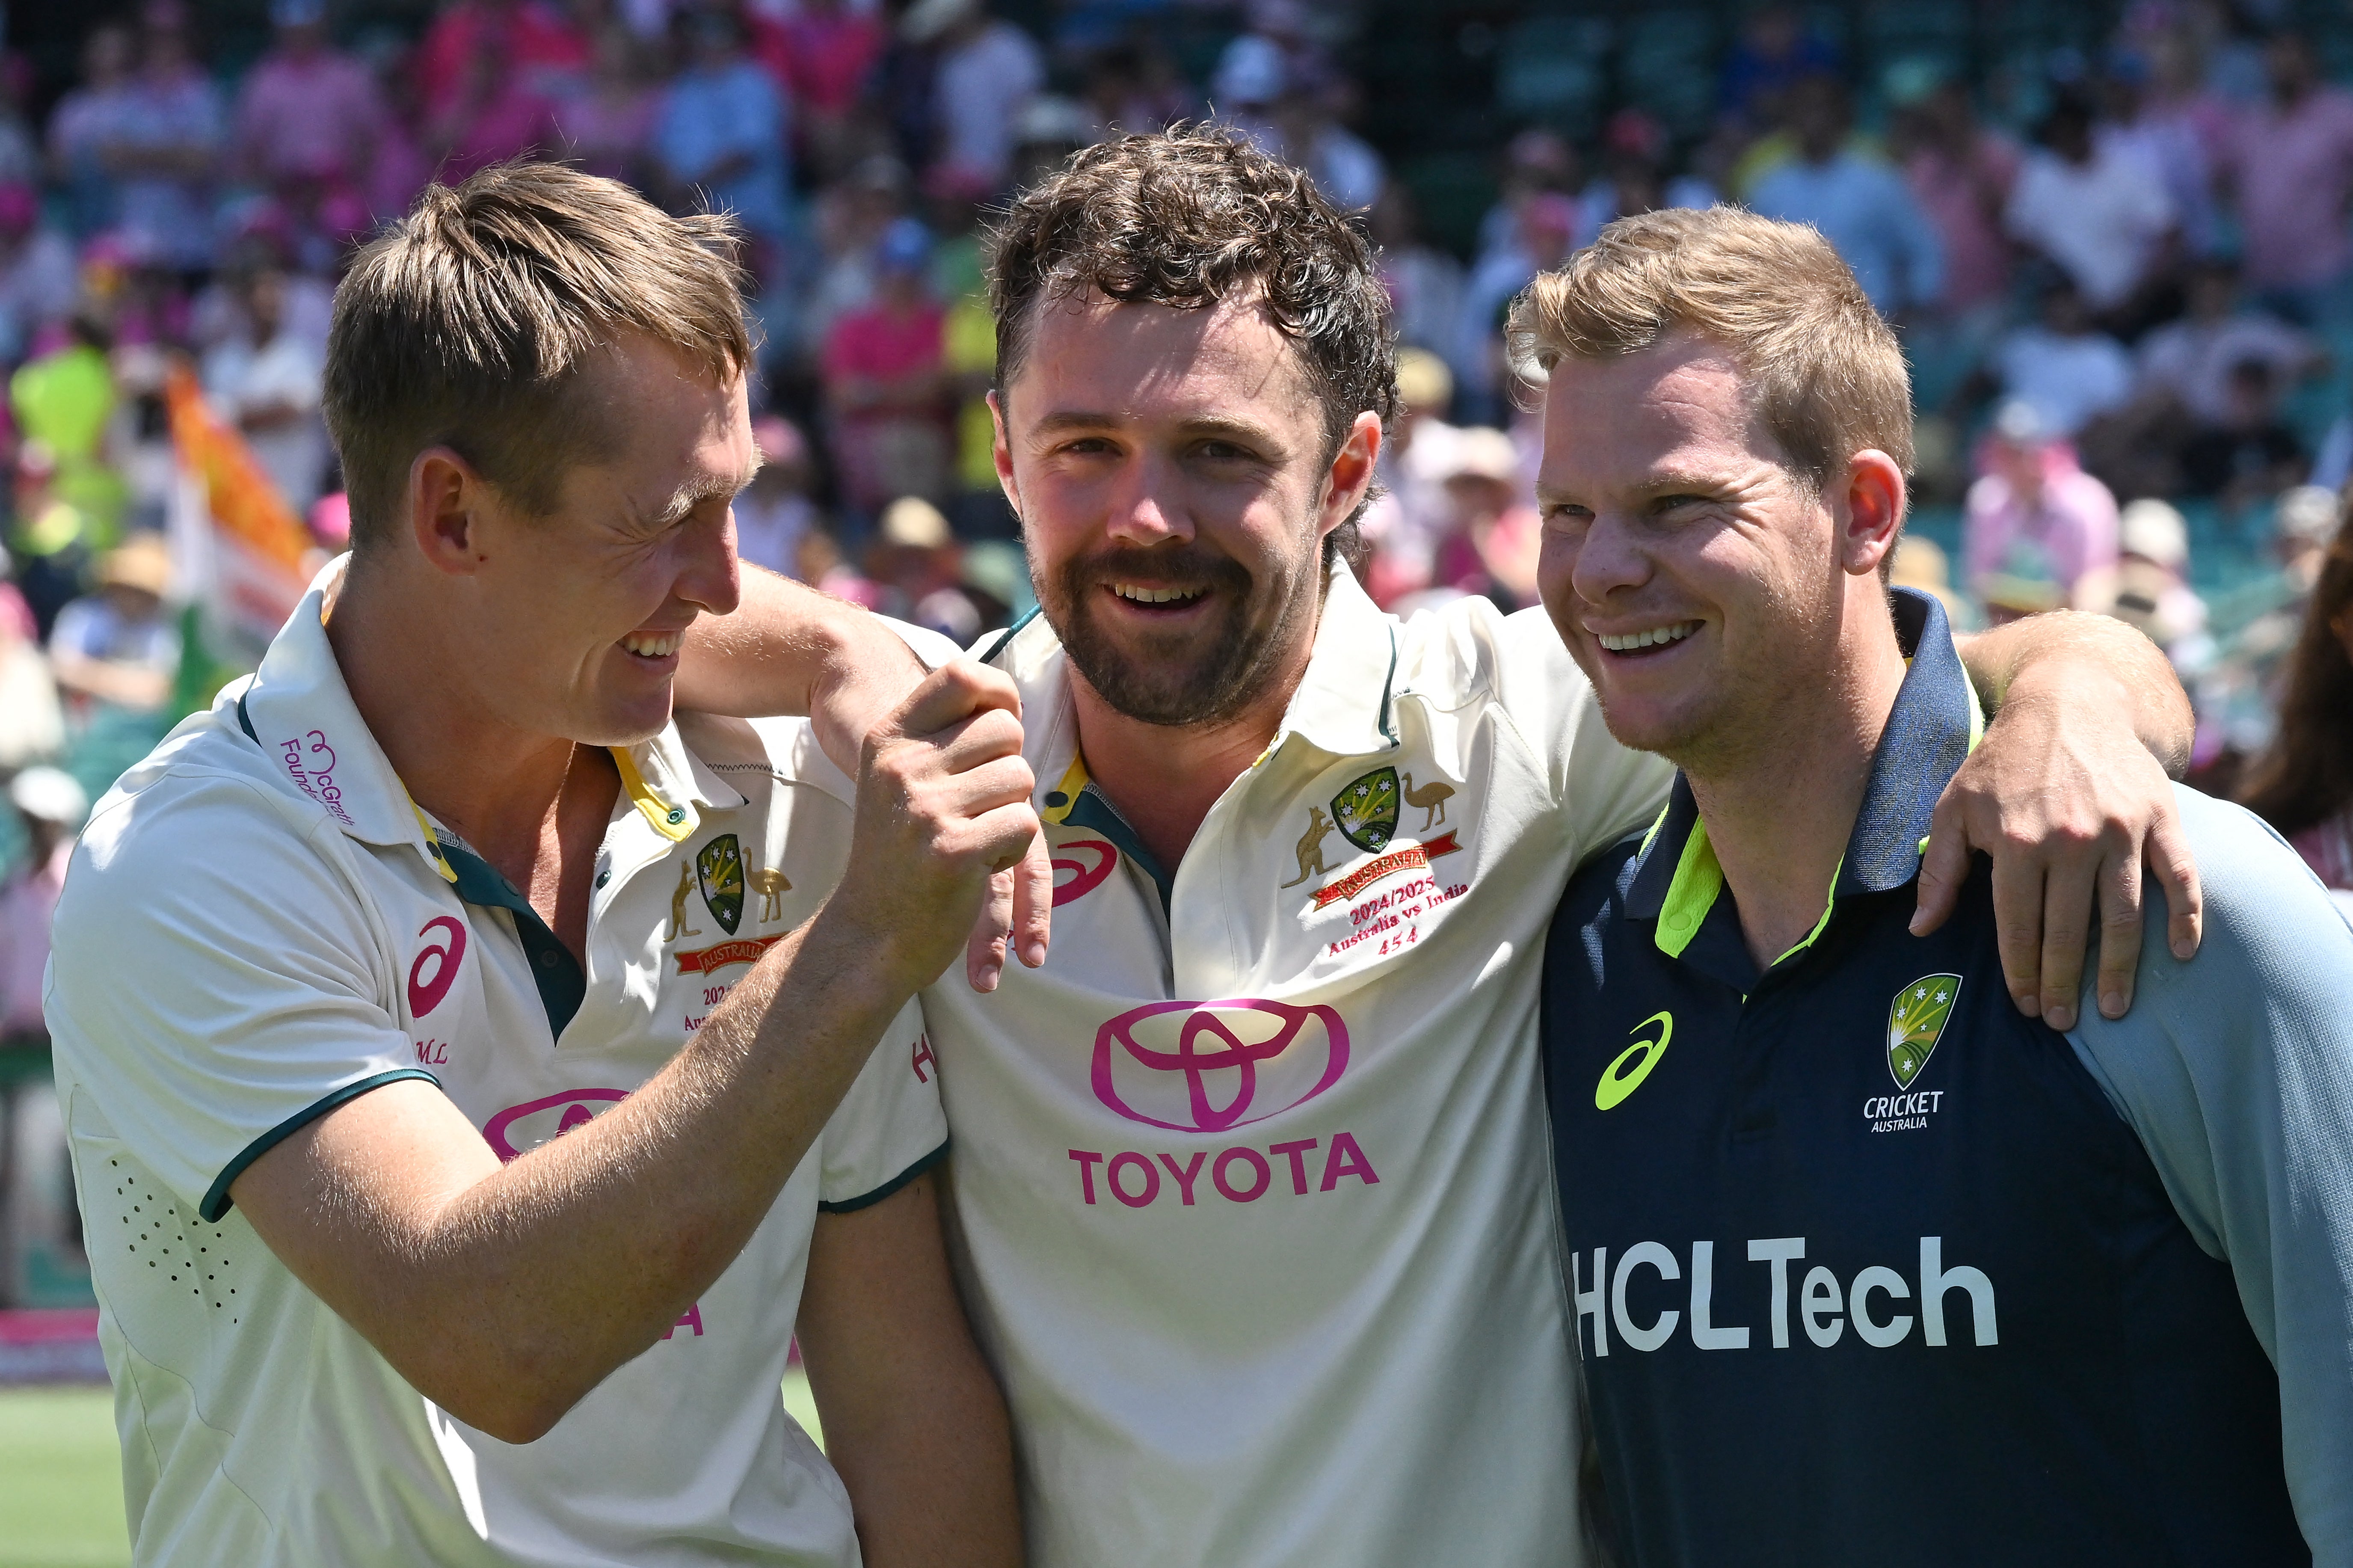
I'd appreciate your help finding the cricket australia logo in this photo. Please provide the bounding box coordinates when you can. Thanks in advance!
[1092,999,1349,1133]
[696,834,745,935]
[1331,767,1399,854]
[1888,974,1960,1088]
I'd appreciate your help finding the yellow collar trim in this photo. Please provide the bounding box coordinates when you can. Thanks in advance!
[1041,751,1089,826]
[611,746,696,842]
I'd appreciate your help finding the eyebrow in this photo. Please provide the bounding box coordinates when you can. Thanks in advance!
[646,456,762,528]
[1028,409,1289,451]
[1536,469,1730,508]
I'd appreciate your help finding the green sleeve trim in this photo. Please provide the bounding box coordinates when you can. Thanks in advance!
[199,1069,442,1222]
[817,1139,949,1216]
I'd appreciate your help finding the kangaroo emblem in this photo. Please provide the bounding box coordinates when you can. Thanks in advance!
[749,866,792,922]
[1401,771,1454,833]
[665,861,703,941]
[1280,806,1338,889]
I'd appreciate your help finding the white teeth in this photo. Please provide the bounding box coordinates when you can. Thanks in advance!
[622,631,684,658]
[1596,621,1700,653]
[1111,584,1206,605]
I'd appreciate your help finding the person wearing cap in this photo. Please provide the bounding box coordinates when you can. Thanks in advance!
[1428,425,1542,611]
[46,165,1027,1568]
[823,217,951,515]
[1962,399,2120,619]
[49,533,178,714]
[0,766,86,1046]
[1532,204,2353,1568]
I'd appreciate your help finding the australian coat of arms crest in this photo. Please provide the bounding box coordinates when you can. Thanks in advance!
[1331,767,1400,854]
[696,833,746,935]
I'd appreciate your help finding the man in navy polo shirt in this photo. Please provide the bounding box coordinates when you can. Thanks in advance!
[1526,207,2353,1565]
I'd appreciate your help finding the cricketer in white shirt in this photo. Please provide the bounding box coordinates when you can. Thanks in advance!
[46,571,948,1567]
[928,568,1670,1567]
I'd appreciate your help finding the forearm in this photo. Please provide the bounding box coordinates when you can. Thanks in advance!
[1954,609,2191,777]
[678,563,928,773]
[246,909,916,1441]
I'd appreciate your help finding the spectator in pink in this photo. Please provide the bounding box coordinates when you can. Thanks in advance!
[552,25,658,186]
[412,0,588,120]
[234,0,386,192]
[822,217,949,516]
[2220,32,2353,311]
[1900,78,2021,317]
[752,0,883,173]
[0,768,86,1044]
[425,23,561,185]
[1963,401,2122,615]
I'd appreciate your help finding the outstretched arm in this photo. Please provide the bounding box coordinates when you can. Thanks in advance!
[678,565,1051,990]
[1918,608,2200,1031]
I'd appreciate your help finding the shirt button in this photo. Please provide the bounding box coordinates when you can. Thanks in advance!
[539,950,560,968]
[665,807,685,824]
[594,870,610,889]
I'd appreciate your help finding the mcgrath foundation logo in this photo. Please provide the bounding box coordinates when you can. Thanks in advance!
[1092,999,1349,1133]
[483,1087,630,1161]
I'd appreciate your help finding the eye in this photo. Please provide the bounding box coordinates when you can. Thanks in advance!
[1541,503,1591,531]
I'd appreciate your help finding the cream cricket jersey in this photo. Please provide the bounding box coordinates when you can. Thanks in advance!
[45,569,945,1568]
[931,567,1673,1568]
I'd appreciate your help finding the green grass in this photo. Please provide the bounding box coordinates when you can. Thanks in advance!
[0,1386,128,1568]
[0,1372,824,1567]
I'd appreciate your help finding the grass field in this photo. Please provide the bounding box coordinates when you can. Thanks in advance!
[0,1372,826,1566]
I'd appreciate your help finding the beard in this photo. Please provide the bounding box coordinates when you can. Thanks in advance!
[1041,537,1323,728]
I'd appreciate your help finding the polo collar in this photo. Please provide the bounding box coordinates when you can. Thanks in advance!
[1625,587,1983,965]
[237,557,745,879]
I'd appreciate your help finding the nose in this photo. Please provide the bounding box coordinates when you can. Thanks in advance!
[681,507,744,618]
[1568,510,1651,610]
[1104,448,1193,548]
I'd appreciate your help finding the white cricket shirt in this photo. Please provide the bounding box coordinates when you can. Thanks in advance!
[931,566,1673,1567]
[46,568,946,1568]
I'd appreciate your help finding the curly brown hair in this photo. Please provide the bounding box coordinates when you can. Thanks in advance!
[986,126,1398,571]
[2240,504,2353,836]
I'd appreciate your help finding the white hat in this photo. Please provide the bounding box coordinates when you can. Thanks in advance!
[9,766,87,829]
[2118,498,2188,569]
[2276,484,2341,545]
[880,496,954,550]
[1443,427,1521,485]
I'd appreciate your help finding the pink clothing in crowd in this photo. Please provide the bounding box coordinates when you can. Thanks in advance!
[1906,130,2021,313]
[754,7,885,119]
[413,0,588,117]
[2291,814,2353,892]
[0,839,68,1036]
[2224,86,2353,291]
[235,46,387,183]
[1962,445,2121,601]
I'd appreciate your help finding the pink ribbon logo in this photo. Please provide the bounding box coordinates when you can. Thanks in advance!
[1091,999,1349,1132]
[1052,837,1117,907]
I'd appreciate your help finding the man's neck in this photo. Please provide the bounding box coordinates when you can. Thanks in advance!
[1068,608,1320,875]
[1683,604,1908,971]
[325,567,616,917]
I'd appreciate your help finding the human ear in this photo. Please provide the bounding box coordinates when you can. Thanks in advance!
[408,448,491,577]
[1837,449,1906,577]
[1317,409,1385,539]
[987,389,1022,524]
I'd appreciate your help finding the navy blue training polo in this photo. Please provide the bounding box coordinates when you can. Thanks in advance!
[1541,589,2349,1567]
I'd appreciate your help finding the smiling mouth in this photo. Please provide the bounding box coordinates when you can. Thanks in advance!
[1595,621,1700,655]
[1107,583,1209,608]
[620,630,685,660]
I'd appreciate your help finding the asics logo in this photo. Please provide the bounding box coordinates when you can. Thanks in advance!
[1092,999,1349,1133]
[483,1087,629,1162]
[1596,1011,1673,1110]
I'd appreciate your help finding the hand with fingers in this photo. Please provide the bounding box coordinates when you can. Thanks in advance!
[820,660,1047,995]
[1910,690,2202,1031]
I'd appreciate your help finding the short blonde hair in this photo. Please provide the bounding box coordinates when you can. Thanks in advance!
[325,162,752,554]
[1506,206,1913,491]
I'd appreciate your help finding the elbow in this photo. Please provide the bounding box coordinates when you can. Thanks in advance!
[401,1345,596,1446]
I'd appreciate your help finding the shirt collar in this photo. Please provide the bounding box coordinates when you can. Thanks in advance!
[1626,587,1983,954]
[239,556,746,872]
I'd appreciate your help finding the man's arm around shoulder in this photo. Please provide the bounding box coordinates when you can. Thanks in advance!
[2070,787,2353,1564]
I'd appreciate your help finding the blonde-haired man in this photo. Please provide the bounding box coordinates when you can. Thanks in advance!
[47,164,1026,1566]
[1531,207,2353,1565]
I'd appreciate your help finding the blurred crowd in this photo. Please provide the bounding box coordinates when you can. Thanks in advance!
[5,0,2353,1040]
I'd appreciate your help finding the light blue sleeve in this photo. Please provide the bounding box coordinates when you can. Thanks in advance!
[2067,786,2353,1565]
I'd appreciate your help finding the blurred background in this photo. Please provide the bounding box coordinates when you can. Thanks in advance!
[8,0,2353,1559]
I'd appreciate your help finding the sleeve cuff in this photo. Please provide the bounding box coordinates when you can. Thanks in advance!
[817,1139,949,1216]
[199,1069,442,1222]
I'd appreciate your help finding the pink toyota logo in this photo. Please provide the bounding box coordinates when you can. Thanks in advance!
[1091,999,1349,1133]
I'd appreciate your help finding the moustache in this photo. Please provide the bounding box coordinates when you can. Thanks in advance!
[1063,545,1254,598]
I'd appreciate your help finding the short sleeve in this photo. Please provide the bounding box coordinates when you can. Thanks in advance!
[815,997,948,1212]
[1485,603,1676,869]
[45,772,429,1221]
